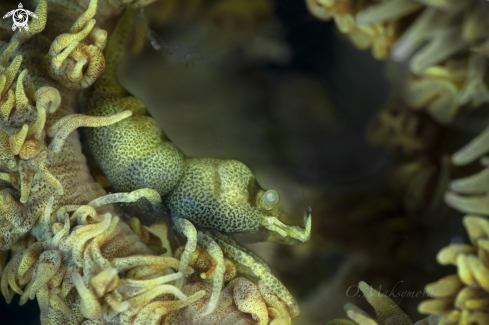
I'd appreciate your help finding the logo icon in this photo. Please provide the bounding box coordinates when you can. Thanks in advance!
[3,3,37,32]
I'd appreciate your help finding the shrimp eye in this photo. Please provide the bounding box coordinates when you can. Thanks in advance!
[262,189,279,208]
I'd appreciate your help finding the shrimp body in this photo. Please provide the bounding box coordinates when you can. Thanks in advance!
[86,9,310,317]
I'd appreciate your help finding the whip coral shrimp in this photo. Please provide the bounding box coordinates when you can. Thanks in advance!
[86,8,311,319]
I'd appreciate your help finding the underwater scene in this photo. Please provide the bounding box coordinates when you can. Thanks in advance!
[0,0,487,324]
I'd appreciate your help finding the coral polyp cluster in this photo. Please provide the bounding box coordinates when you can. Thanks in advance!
[306,0,489,124]
[401,53,489,124]
[46,0,106,89]
[305,0,407,60]
[418,215,489,324]
[445,112,489,215]
[305,1,489,324]
[0,0,137,254]
[2,189,200,324]
[416,113,489,324]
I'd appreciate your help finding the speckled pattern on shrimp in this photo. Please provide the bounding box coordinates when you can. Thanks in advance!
[85,8,311,319]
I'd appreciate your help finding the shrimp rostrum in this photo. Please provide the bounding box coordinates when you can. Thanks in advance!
[85,10,311,318]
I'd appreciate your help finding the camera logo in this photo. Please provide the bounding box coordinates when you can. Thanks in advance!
[3,3,37,32]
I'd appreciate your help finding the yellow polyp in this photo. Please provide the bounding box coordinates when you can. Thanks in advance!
[458,53,488,106]
[344,302,377,325]
[39,196,54,231]
[119,273,182,294]
[445,192,489,215]
[19,138,43,160]
[404,78,458,121]
[28,251,62,300]
[198,233,225,316]
[334,15,355,34]
[465,297,489,310]
[78,45,105,88]
[453,123,489,167]
[425,275,463,298]
[0,130,17,170]
[51,223,63,235]
[48,293,73,318]
[18,160,34,204]
[0,41,19,67]
[440,310,460,324]
[463,216,489,245]
[258,282,291,319]
[469,311,489,324]
[355,0,423,26]
[72,272,105,319]
[10,124,29,156]
[55,206,79,223]
[233,278,269,325]
[88,220,119,269]
[223,259,237,282]
[18,285,31,306]
[130,218,150,244]
[125,284,188,307]
[0,173,19,189]
[455,287,482,309]
[15,70,35,105]
[50,20,96,56]
[358,281,413,325]
[61,213,112,265]
[35,87,61,114]
[51,40,80,70]
[71,43,90,64]
[90,28,108,50]
[409,29,467,75]
[478,238,489,251]
[457,254,476,286]
[69,58,88,83]
[173,219,197,289]
[88,188,160,209]
[70,205,97,225]
[104,293,130,312]
[36,285,49,321]
[36,151,64,196]
[426,94,458,125]
[28,106,46,140]
[0,89,15,121]
[437,244,476,265]
[51,215,71,249]
[418,298,454,315]
[17,242,46,278]
[2,55,22,97]
[450,168,489,195]
[0,74,6,99]
[131,301,165,324]
[47,111,132,153]
[90,268,119,297]
[70,0,98,34]
[2,252,24,300]
[467,255,489,291]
